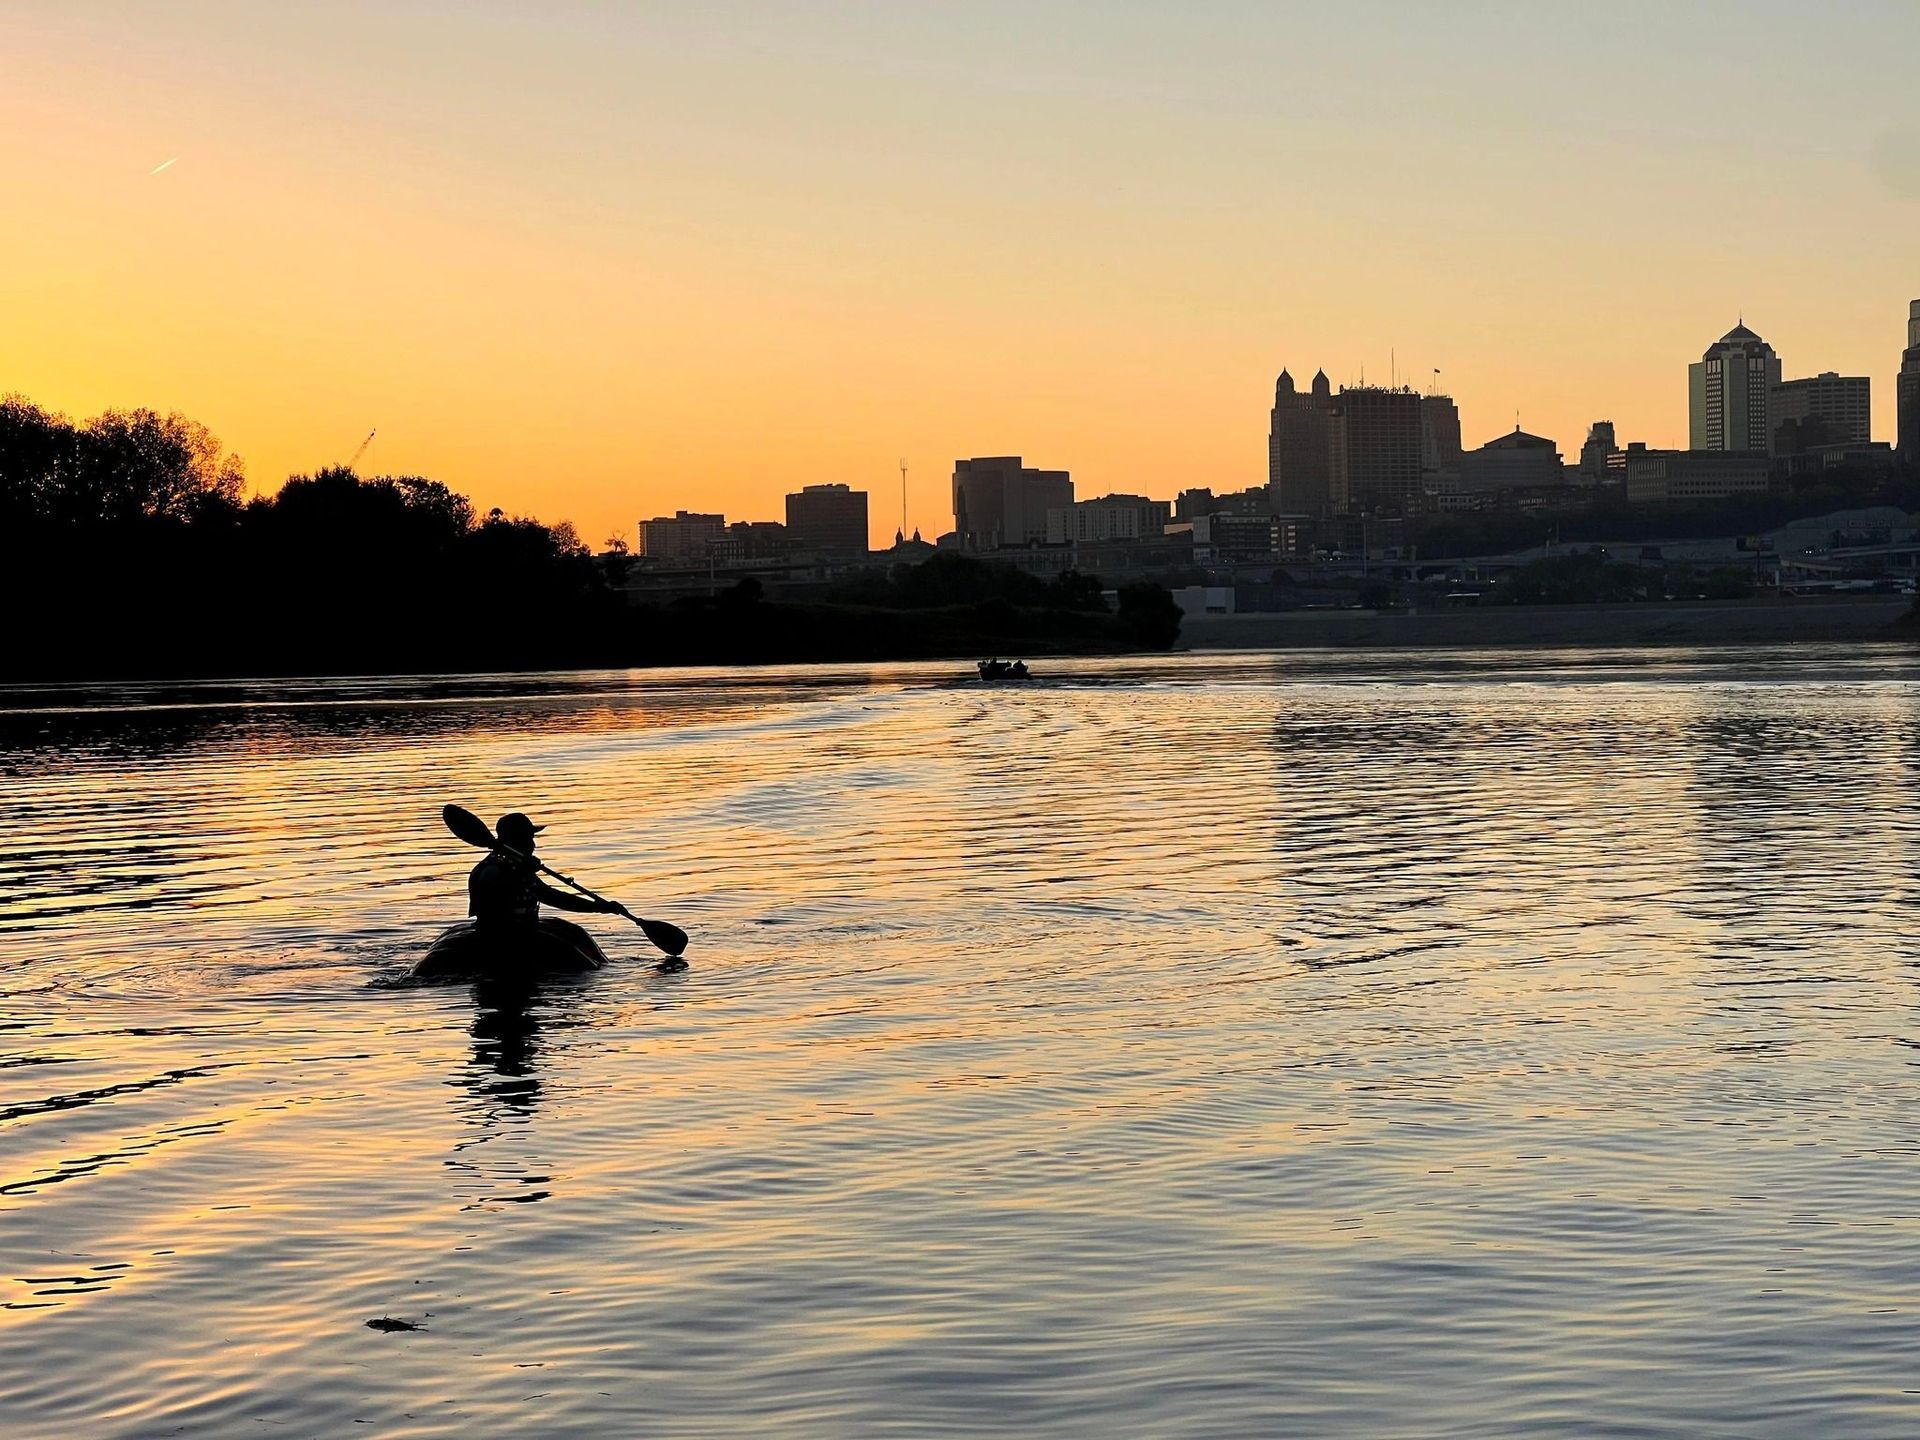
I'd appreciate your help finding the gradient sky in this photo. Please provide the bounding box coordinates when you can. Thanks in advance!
[4,1,1918,548]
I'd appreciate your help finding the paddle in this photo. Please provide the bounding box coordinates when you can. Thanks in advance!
[441,803,689,958]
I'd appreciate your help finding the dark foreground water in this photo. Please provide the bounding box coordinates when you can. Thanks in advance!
[5,646,1920,1437]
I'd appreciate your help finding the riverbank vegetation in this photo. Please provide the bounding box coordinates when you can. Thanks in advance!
[0,395,1178,679]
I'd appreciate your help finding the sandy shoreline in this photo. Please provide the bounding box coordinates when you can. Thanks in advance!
[1180,595,1917,650]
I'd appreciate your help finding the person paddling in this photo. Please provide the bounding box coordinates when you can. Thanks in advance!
[413,803,689,979]
[468,812,620,938]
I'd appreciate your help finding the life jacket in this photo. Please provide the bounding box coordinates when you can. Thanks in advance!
[468,852,540,925]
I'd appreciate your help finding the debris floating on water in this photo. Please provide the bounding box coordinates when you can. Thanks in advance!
[365,1316,423,1333]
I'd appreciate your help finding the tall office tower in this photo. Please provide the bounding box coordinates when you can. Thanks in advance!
[1900,300,1920,468]
[1689,323,1781,452]
[784,483,870,554]
[1580,422,1620,480]
[1328,387,1424,515]
[1267,368,1334,516]
[1420,393,1462,478]
[951,457,1073,550]
[1770,372,1871,453]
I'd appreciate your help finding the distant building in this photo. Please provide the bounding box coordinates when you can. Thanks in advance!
[1045,494,1171,544]
[1420,394,1463,479]
[1267,368,1334,516]
[1214,485,1277,517]
[1167,586,1235,617]
[1771,372,1870,454]
[785,483,869,555]
[1458,428,1566,494]
[876,529,936,564]
[638,510,725,560]
[1187,513,1273,561]
[1174,487,1217,522]
[1329,386,1424,515]
[1624,447,1771,506]
[713,520,791,563]
[1900,300,1920,468]
[1776,441,1900,480]
[1579,422,1623,482]
[951,456,1072,550]
[1689,323,1781,452]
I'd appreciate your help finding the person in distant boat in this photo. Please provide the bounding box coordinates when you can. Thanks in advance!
[469,813,620,936]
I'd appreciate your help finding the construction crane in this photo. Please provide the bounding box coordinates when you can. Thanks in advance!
[345,429,376,471]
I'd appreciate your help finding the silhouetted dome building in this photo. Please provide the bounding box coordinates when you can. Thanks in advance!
[1458,427,1564,493]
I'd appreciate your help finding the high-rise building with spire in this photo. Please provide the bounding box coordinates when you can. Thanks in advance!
[1689,322,1781,452]
[1267,368,1334,516]
[1900,300,1920,468]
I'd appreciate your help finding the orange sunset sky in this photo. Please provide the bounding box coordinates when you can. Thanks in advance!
[4,2,1918,550]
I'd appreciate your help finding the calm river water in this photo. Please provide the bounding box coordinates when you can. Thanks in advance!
[6,647,1920,1437]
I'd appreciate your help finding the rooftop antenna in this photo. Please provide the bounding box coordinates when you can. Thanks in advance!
[899,458,909,540]
[1391,348,1396,389]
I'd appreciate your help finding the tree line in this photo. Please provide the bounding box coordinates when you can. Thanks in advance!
[0,396,1180,678]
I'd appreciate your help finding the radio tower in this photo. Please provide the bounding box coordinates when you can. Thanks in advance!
[898,458,909,541]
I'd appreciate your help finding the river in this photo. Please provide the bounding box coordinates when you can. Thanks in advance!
[5,647,1920,1437]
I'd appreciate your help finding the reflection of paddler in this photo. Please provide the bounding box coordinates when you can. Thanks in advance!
[466,975,552,1116]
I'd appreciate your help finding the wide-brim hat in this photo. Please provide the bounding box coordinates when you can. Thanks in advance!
[496,812,546,840]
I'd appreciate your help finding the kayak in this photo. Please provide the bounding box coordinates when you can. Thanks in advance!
[410,918,608,980]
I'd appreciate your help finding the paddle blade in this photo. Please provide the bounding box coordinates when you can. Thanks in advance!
[637,916,688,957]
[442,803,499,850]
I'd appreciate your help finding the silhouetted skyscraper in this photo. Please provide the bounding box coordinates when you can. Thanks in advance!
[1689,323,1780,452]
[1259,368,1336,514]
[1770,372,1870,454]
[951,457,1072,549]
[1329,387,1424,515]
[1580,422,1620,480]
[785,483,869,554]
[1268,368,1334,516]
[1420,394,1462,478]
[1900,300,1920,468]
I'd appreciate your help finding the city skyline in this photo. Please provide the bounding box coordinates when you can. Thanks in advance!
[5,3,1918,549]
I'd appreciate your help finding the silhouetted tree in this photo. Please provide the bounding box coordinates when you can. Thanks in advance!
[1116,582,1182,649]
[1049,569,1109,611]
[601,534,632,587]
[0,391,1186,678]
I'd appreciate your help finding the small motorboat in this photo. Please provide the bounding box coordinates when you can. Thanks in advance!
[410,917,608,980]
[976,658,1032,681]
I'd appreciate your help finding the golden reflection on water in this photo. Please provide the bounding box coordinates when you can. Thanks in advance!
[5,649,1920,1436]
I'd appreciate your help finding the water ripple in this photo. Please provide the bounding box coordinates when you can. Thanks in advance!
[4,647,1920,1436]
